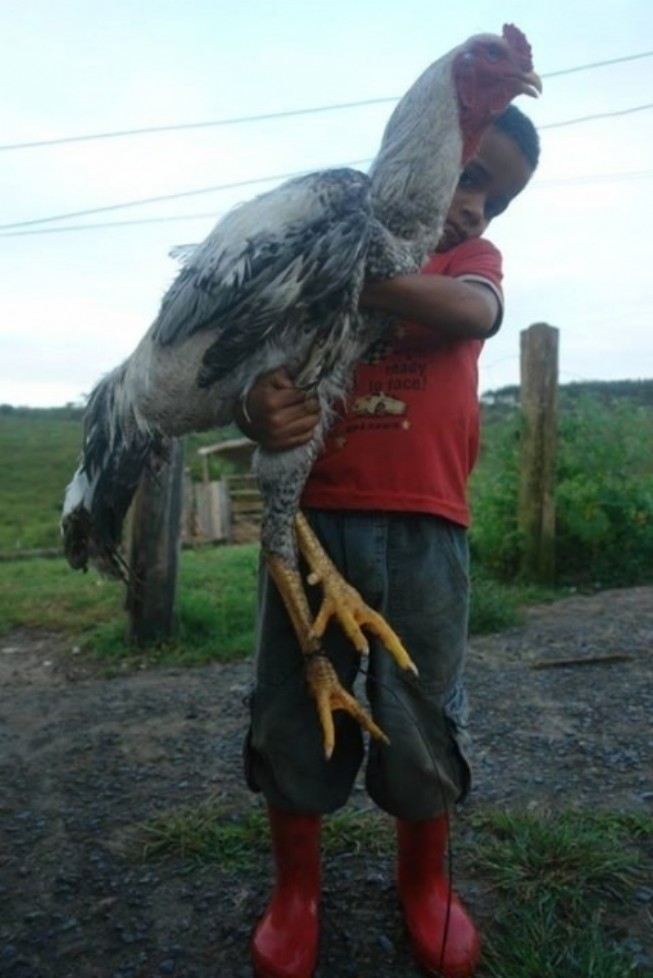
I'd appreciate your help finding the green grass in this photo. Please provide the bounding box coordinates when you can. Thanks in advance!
[139,802,269,868]
[138,804,394,868]
[133,804,653,976]
[0,545,259,664]
[0,556,121,636]
[0,415,83,551]
[470,809,653,977]
[91,544,259,666]
[0,413,240,552]
[470,809,650,904]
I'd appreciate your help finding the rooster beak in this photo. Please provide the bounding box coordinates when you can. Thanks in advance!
[517,70,543,98]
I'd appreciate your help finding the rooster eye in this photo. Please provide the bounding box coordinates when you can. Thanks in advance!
[484,43,503,63]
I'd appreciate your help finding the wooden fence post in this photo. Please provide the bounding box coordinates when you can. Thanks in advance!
[126,439,184,645]
[518,323,559,584]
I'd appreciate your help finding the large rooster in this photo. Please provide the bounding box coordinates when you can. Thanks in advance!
[62,26,540,756]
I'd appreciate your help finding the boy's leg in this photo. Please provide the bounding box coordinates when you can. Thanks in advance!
[245,517,367,977]
[245,511,478,975]
[363,513,472,820]
[245,545,365,814]
[251,805,321,978]
[396,815,480,978]
[253,509,470,815]
[357,513,478,977]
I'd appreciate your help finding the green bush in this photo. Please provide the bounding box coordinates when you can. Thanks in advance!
[469,414,522,579]
[470,395,653,588]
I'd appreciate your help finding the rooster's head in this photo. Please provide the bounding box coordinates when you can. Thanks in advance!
[453,24,542,161]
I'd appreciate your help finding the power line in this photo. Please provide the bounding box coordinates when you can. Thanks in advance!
[542,50,653,77]
[1,51,651,153]
[1,102,651,234]
[0,159,370,232]
[539,102,653,130]
[0,98,393,153]
[0,213,218,236]
[1,169,650,239]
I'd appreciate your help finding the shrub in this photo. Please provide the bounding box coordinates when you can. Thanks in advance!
[471,394,653,588]
[469,413,522,579]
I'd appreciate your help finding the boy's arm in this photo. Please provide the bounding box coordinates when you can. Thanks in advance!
[234,273,498,448]
[360,273,500,338]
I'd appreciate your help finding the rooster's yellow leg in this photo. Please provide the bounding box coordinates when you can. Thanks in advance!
[266,554,389,759]
[295,512,418,676]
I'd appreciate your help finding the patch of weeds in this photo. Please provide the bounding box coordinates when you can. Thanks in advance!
[470,809,652,978]
[0,544,258,664]
[472,809,648,904]
[140,803,268,870]
[484,903,642,978]
[468,574,560,636]
[136,803,652,975]
[138,805,393,869]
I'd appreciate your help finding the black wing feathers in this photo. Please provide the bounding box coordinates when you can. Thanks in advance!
[197,207,372,386]
[151,169,373,386]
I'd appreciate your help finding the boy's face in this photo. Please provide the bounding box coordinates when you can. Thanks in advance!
[437,127,533,252]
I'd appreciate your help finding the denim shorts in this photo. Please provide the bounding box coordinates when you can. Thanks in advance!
[244,509,472,820]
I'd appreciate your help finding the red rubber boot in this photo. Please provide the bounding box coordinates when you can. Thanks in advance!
[396,816,480,978]
[251,806,321,978]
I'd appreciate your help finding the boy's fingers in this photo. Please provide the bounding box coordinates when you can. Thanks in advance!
[268,389,320,416]
[272,413,319,439]
[264,413,321,451]
[287,397,320,417]
[268,367,295,389]
[274,389,310,409]
[268,369,320,411]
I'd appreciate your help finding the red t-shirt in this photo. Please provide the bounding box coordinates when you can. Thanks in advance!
[301,237,503,527]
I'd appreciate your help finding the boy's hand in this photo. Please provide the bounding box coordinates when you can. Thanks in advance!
[234,367,320,452]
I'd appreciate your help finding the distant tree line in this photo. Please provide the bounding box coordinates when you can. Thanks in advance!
[0,403,85,421]
[482,377,653,412]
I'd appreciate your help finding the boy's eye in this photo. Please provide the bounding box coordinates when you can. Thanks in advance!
[458,171,476,189]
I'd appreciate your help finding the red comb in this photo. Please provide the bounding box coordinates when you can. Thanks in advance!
[502,23,533,69]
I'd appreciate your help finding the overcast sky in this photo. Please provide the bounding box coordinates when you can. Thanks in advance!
[1,0,652,407]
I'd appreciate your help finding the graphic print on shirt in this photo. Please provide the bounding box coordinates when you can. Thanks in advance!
[334,324,432,446]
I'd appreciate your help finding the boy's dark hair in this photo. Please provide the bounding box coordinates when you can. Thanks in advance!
[494,104,540,170]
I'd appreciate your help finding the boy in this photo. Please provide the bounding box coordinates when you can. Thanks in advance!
[236,105,540,978]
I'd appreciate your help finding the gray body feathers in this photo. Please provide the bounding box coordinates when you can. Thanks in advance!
[62,48,465,572]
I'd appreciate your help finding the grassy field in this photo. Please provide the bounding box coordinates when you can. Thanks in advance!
[0,412,238,552]
[0,545,260,664]
[0,414,82,551]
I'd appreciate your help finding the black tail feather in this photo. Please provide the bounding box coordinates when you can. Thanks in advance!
[61,367,169,578]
